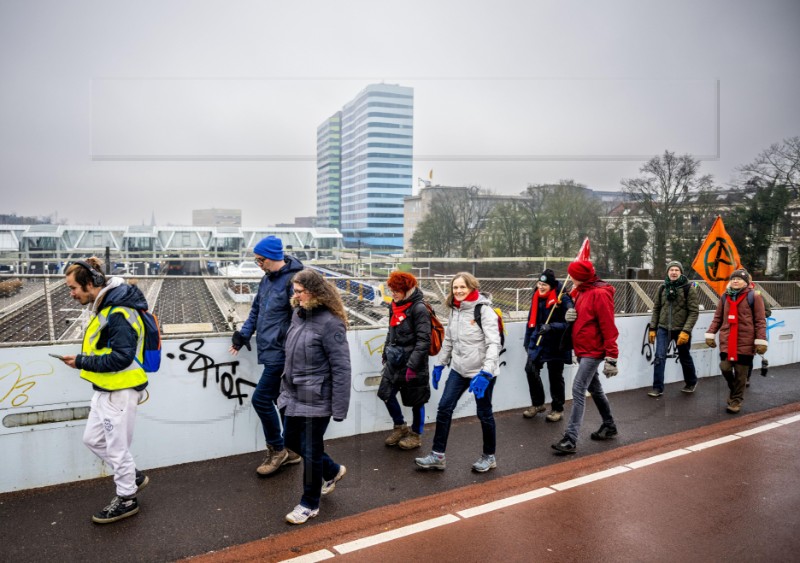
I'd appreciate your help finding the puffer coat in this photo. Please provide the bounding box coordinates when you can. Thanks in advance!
[436,293,502,378]
[278,304,351,420]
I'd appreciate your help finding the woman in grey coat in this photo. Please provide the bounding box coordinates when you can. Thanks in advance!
[278,269,351,524]
[415,272,502,473]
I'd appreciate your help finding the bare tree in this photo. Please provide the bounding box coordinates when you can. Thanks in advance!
[449,186,494,258]
[410,192,456,256]
[622,151,713,277]
[487,200,528,257]
[738,136,800,196]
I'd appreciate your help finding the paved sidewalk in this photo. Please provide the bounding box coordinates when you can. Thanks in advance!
[1,364,799,562]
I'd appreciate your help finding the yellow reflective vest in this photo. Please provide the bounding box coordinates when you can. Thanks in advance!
[80,306,148,390]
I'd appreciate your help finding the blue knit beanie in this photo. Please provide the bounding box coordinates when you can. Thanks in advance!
[254,236,284,261]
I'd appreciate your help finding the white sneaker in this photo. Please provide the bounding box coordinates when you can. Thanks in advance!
[321,465,346,496]
[285,504,319,525]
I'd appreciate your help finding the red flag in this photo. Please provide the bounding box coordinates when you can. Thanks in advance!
[691,216,741,296]
[575,237,591,261]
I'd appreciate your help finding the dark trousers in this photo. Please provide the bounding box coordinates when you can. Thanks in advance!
[720,353,753,406]
[525,358,566,412]
[432,369,496,455]
[252,362,286,449]
[652,328,697,392]
[283,415,341,510]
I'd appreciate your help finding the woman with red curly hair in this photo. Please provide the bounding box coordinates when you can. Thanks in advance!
[377,271,431,450]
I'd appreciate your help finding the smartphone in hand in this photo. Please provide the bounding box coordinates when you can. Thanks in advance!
[48,353,65,360]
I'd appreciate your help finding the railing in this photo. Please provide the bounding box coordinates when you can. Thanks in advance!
[1,274,797,346]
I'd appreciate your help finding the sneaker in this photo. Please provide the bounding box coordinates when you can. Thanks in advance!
[647,390,663,397]
[590,424,618,441]
[285,504,319,525]
[545,410,563,422]
[523,405,547,418]
[551,437,577,454]
[385,424,410,447]
[681,384,697,394]
[283,449,302,466]
[256,446,289,476]
[471,454,497,473]
[321,465,346,496]
[726,403,742,414]
[398,431,422,450]
[135,470,149,493]
[92,495,139,524]
[415,451,446,470]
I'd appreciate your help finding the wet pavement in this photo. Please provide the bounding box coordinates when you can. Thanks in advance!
[1,363,799,562]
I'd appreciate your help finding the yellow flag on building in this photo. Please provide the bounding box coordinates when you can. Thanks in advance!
[691,216,741,296]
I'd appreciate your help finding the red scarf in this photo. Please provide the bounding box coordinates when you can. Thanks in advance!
[528,289,557,328]
[726,292,747,361]
[390,301,413,327]
[453,289,480,308]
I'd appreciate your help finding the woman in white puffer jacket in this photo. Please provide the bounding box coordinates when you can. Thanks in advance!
[415,272,502,473]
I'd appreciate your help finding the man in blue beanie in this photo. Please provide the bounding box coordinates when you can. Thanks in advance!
[229,235,304,475]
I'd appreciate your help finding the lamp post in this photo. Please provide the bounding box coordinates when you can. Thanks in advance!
[504,286,533,312]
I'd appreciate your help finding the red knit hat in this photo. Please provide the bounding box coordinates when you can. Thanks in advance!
[387,271,417,293]
[567,260,595,282]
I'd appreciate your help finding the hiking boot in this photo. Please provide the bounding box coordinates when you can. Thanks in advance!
[385,424,410,447]
[415,451,446,470]
[321,465,346,496]
[471,454,497,473]
[647,390,663,397]
[283,449,302,466]
[135,470,149,493]
[726,402,742,414]
[551,437,577,454]
[590,424,618,441]
[256,446,288,476]
[92,495,139,524]
[545,410,563,422]
[681,383,697,394]
[523,405,547,418]
[398,431,421,450]
[285,504,319,525]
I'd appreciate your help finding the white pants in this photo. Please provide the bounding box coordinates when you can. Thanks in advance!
[83,388,143,498]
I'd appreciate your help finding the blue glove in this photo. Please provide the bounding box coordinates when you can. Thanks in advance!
[432,365,444,390]
[468,371,493,399]
[538,324,552,334]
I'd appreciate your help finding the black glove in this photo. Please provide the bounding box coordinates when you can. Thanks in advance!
[231,330,251,351]
[333,417,344,422]
[539,324,552,334]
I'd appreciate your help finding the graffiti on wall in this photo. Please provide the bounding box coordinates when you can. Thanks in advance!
[167,339,256,405]
[364,334,386,357]
[0,362,53,407]
[640,325,680,365]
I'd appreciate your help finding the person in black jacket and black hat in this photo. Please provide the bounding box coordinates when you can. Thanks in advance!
[523,269,573,422]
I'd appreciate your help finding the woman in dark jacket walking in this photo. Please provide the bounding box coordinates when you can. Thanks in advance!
[378,271,431,450]
[278,269,351,524]
[523,269,573,422]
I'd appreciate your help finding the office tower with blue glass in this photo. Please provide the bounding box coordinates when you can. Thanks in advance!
[325,83,413,251]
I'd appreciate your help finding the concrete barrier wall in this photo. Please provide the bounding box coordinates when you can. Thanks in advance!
[1,310,795,493]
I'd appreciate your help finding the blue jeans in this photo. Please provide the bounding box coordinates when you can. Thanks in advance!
[652,327,697,392]
[432,369,496,455]
[384,393,425,434]
[565,357,614,444]
[283,415,340,510]
[252,362,285,450]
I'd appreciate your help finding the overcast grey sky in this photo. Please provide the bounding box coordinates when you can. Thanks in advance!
[1,0,799,227]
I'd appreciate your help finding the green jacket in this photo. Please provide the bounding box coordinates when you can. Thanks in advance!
[650,282,699,333]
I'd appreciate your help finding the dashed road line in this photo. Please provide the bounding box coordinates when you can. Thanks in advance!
[281,416,797,562]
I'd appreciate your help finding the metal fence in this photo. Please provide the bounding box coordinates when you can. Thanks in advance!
[2,274,798,346]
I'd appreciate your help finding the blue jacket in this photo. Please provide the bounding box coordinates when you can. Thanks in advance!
[279,305,351,419]
[523,283,573,363]
[239,255,304,365]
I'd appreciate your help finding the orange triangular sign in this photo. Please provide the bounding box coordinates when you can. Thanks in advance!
[691,216,741,296]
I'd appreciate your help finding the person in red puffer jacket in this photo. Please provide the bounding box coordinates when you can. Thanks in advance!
[552,260,619,455]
